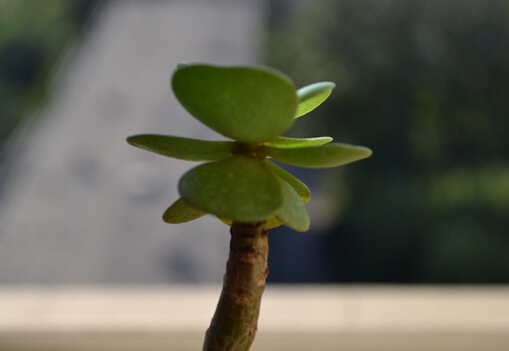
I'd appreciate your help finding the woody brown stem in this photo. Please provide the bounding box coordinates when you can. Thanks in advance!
[202,221,269,351]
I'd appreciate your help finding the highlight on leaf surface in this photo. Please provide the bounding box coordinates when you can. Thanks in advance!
[178,155,284,222]
[127,134,234,161]
[296,82,335,118]
[263,136,332,149]
[172,64,298,143]
[263,143,373,168]
[163,198,207,223]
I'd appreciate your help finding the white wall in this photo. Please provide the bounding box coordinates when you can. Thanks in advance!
[0,0,265,284]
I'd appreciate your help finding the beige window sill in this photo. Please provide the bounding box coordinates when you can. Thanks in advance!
[1,285,508,350]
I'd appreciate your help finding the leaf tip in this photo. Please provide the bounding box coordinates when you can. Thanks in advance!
[163,198,207,224]
[176,62,191,70]
[359,146,373,158]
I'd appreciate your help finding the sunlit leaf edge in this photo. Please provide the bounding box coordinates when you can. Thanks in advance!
[263,136,333,149]
[296,81,335,118]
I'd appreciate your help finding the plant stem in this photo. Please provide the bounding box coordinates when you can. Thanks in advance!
[203,221,269,351]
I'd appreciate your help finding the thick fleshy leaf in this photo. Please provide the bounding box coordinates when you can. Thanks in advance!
[217,217,232,226]
[172,64,298,143]
[264,143,373,168]
[265,160,310,204]
[276,181,310,232]
[163,198,207,223]
[266,217,284,229]
[296,82,335,118]
[263,136,332,149]
[127,134,233,161]
[179,155,284,222]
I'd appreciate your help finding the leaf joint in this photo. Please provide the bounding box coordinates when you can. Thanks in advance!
[232,142,267,160]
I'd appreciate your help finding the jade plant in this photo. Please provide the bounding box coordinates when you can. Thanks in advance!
[127,63,372,351]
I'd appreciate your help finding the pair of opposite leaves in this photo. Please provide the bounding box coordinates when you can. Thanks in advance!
[127,64,372,232]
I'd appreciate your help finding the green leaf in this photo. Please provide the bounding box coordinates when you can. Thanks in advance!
[265,160,311,204]
[264,142,373,168]
[172,64,298,143]
[218,216,284,230]
[263,136,332,149]
[296,82,335,118]
[126,134,234,161]
[276,181,310,232]
[163,198,207,223]
[266,217,284,229]
[179,155,284,222]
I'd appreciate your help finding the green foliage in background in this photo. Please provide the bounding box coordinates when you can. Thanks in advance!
[267,0,509,283]
[128,64,371,232]
[0,0,99,148]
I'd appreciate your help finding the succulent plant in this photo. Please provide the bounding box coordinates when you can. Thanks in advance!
[127,63,372,232]
[127,63,372,351]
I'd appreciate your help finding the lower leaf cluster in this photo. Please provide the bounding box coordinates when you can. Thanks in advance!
[165,155,311,232]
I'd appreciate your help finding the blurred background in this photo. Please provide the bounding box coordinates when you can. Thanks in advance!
[0,0,508,285]
[266,0,509,283]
